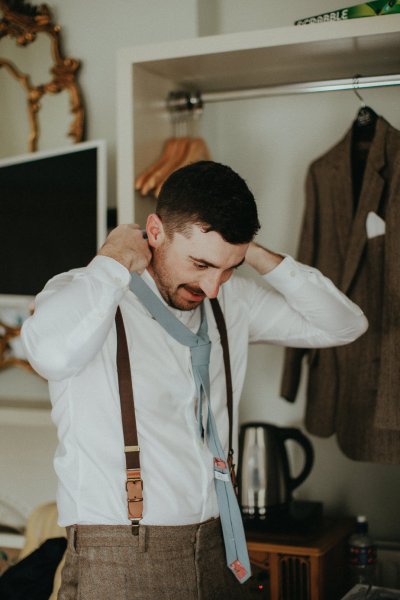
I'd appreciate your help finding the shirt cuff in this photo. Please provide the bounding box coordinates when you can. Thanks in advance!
[86,255,131,288]
[262,255,312,294]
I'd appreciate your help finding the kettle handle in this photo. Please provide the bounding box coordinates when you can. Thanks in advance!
[279,427,314,492]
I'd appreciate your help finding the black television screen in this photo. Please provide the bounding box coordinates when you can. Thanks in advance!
[0,140,107,302]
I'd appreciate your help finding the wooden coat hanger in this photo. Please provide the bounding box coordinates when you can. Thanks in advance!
[154,137,211,196]
[135,90,211,197]
[135,138,180,192]
[141,137,191,196]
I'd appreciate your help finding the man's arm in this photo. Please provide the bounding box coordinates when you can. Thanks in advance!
[245,241,283,274]
[21,225,150,381]
[238,242,368,348]
[97,224,151,272]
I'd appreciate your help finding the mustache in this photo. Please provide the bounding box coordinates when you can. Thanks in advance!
[180,284,204,296]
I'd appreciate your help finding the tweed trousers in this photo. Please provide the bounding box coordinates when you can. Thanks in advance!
[58,518,253,600]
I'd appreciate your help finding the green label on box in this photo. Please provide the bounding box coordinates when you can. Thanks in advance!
[295,0,400,25]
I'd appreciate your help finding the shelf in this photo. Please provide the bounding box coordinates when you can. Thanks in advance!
[118,16,400,91]
[0,533,24,549]
[246,517,354,556]
[0,406,52,426]
[116,16,400,224]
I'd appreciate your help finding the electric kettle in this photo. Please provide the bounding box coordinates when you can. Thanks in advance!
[237,422,314,520]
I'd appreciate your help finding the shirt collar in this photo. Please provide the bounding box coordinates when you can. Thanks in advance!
[141,269,201,328]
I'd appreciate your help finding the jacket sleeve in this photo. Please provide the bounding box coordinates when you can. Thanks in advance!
[20,256,130,381]
[280,166,319,402]
[374,166,400,430]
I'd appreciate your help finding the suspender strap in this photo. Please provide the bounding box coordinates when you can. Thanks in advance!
[115,307,143,533]
[115,299,235,529]
[209,298,237,491]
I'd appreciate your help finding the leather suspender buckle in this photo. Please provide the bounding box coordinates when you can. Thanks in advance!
[116,309,143,537]
[126,467,143,533]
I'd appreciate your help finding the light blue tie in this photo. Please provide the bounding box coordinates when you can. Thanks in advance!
[130,273,251,584]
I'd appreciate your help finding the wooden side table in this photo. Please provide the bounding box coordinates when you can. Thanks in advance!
[246,517,355,600]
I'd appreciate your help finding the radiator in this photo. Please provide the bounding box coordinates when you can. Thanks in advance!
[279,555,310,600]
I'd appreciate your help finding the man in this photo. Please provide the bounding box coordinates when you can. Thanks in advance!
[21,161,367,599]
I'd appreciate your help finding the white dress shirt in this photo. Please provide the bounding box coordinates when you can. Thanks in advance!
[21,255,367,527]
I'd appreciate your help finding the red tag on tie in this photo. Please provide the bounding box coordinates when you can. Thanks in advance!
[230,560,248,581]
[214,457,227,470]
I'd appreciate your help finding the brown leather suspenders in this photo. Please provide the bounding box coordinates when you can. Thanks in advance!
[115,307,143,532]
[209,298,237,490]
[115,299,235,534]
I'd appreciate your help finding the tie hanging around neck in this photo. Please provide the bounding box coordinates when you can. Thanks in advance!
[115,273,251,583]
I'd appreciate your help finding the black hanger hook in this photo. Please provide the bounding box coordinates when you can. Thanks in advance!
[352,74,366,108]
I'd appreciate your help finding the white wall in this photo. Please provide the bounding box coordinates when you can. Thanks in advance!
[198,0,367,33]
[0,412,57,530]
[1,0,399,546]
[198,1,400,543]
[201,89,400,542]
[0,0,199,524]
[50,0,200,207]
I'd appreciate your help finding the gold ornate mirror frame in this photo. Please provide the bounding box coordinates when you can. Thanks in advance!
[0,320,33,372]
[0,0,85,375]
[0,0,85,152]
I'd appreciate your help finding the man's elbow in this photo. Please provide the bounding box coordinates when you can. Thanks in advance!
[21,329,74,381]
[354,313,369,339]
[339,313,369,345]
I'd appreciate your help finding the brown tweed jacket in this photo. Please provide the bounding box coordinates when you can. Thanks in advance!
[280,116,400,464]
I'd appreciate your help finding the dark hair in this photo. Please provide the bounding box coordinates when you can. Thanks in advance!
[156,161,260,244]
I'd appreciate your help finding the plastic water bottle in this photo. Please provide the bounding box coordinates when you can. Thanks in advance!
[348,515,377,586]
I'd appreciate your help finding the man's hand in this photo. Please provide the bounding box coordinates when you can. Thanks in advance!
[97,224,152,273]
[245,241,283,275]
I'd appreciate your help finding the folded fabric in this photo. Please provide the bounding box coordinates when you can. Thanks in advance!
[0,537,67,600]
[366,211,386,238]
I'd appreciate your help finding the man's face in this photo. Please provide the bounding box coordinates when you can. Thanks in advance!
[148,224,248,311]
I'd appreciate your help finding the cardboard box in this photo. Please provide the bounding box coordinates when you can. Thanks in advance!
[295,1,400,25]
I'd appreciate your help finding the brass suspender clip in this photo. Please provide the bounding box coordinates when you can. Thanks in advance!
[130,519,141,536]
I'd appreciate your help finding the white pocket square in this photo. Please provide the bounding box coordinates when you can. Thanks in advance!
[366,211,386,239]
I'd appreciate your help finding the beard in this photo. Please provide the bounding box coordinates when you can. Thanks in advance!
[149,245,205,311]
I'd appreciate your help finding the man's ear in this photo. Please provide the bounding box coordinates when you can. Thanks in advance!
[146,213,165,247]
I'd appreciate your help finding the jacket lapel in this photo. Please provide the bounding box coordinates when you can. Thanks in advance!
[331,129,354,263]
[340,117,387,294]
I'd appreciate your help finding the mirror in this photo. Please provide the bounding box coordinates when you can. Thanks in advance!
[0,0,85,156]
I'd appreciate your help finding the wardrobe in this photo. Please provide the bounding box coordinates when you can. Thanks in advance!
[115,16,400,541]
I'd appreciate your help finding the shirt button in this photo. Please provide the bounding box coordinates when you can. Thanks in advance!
[290,270,296,277]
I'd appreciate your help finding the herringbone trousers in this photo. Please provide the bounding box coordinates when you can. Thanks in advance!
[58,518,254,599]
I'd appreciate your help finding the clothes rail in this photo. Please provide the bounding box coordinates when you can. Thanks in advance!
[166,74,400,111]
